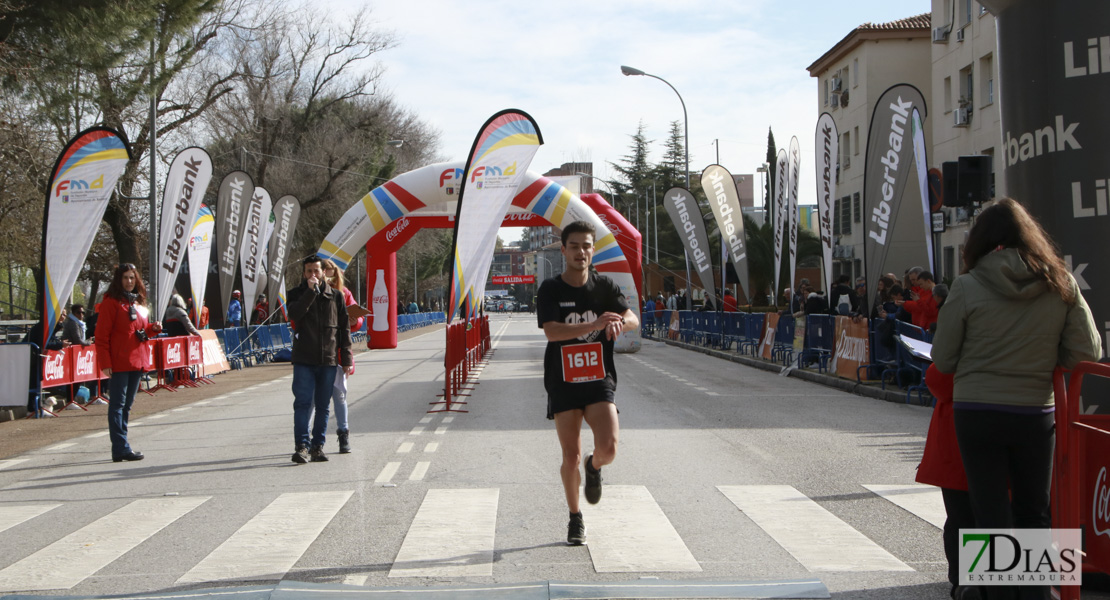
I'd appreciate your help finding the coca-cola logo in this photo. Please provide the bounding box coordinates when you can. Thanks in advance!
[385,217,410,242]
[75,351,95,376]
[188,340,202,361]
[1094,467,1110,538]
[373,294,389,305]
[597,214,621,236]
[502,212,536,222]
[44,353,66,380]
[167,343,182,364]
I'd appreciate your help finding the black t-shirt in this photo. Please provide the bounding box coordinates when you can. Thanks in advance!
[536,272,630,399]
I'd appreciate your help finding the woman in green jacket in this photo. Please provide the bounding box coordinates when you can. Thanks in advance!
[932,198,1100,598]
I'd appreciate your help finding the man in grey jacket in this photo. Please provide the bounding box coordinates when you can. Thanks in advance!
[62,304,92,346]
[286,255,354,464]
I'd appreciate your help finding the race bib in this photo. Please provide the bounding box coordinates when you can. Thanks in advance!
[561,342,605,383]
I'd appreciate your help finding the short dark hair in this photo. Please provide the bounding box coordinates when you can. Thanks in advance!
[836,274,850,285]
[70,304,84,314]
[561,221,596,246]
[303,254,323,266]
[918,271,934,282]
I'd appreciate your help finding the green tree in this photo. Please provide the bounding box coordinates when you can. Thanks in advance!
[742,214,822,307]
[765,127,777,221]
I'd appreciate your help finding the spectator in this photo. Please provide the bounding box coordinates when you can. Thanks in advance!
[933,199,1100,600]
[323,259,364,455]
[227,290,242,327]
[644,295,656,316]
[62,304,92,346]
[198,301,210,329]
[903,271,939,331]
[904,266,924,296]
[870,275,897,319]
[829,275,858,316]
[721,289,738,312]
[95,263,162,462]
[163,293,200,337]
[253,294,269,324]
[665,291,677,311]
[853,279,867,314]
[654,295,665,321]
[408,300,419,314]
[929,284,950,335]
[804,290,829,315]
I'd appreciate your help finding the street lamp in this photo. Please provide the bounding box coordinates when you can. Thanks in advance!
[622,64,692,309]
[756,163,770,221]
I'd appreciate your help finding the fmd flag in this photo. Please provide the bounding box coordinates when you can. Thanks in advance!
[815,113,839,296]
[40,127,131,350]
[187,205,215,327]
[448,109,543,320]
[862,83,928,313]
[155,147,212,320]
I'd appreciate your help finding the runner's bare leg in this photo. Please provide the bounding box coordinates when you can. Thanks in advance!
[554,409,586,513]
[583,401,619,470]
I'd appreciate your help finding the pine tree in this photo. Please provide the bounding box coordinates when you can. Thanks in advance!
[765,127,777,220]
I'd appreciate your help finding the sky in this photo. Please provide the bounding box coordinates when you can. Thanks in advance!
[324,0,930,226]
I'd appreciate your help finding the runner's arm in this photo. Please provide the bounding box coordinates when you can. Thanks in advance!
[542,313,623,342]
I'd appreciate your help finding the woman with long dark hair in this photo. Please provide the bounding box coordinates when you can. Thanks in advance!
[322,259,364,454]
[94,264,161,462]
[932,198,1100,599]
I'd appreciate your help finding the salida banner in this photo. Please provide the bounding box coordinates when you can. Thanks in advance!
[664,187,717,308]
[155,147,213,321]
[492,275,534,284]
[40,127,131,351]
[700,165,750,303]
[862,83,928,314]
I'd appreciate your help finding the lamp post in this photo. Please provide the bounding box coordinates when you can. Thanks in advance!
[622,64,692,310]
[756,163,770,222]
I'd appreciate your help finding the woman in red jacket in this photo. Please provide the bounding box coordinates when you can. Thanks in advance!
[94,264,161,462]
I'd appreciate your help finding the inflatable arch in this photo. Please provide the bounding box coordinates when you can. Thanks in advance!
[318,161,642,351]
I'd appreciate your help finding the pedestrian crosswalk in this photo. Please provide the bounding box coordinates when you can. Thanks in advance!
[0,483,944,593]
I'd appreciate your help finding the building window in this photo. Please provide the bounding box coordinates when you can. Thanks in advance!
[853,58,859,88]
[853,126,860,156]
[964,0,973,25]
[944,76,953,113]
[853,192,861,224]
[959,66,973,107]
[824,79,829,106]
[840,195,852,235]
[842,132,850,168]
[980,54,994,106]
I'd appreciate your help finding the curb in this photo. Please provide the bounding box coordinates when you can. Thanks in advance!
[651,336,932,406]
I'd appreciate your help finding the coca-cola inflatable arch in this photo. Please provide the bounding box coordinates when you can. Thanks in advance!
[318,161,642,350]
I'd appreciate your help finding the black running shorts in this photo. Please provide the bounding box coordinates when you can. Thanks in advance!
[547,390,616,420]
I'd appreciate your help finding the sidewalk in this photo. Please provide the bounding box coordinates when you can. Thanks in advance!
[0,324,445,461]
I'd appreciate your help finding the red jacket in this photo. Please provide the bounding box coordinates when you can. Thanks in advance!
[915,364,968,490]
[94,295,155,372]
[722,295,738,312]
[904,288,938,330]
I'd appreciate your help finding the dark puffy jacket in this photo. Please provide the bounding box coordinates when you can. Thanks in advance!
[287,280,353,367]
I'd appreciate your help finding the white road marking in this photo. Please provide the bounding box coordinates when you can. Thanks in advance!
[194,400,211,406]
[397,442,414,454]
[706,392,721,396]
[694,387,709,391]
[146,414,165,420]
[171,407,192,412]
[0,496,208,591]
[419,416,433,424]
[177,491,351,584]
[441,416,454,423]
[424,443,439,453]
[0,504,59,534]
[409,426,425,435]
[409,462,430,481]
[389,489,499,577]
[718,485,912,572]
[45,442,77,451]
[0,459,28,471]
[375,462,402,484]
[434,426,448,435]
[863,484,946,530]
[582,485,702,573]
[84,432,109,439]
[341,574,369,586]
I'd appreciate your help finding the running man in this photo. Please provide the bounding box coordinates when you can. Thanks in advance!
[536,220,639,546]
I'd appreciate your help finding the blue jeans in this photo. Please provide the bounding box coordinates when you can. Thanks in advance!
[108,370,142,457]
[292,363,337,448]
[332,370,349,431]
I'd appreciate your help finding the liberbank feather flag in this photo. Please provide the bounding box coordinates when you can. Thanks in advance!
[448,109,543,320]
[187,205,215,326]
[266,195,301,313]
[787,136,801,297]
[815,113,839,296]
[215,171,255,322]
[239,186,272,326]
[862,83,929,313]
[40,127,131,349]
[663,187,716,309]
[155,147,213,320]
[773,149,788,305]
[700,165,749,302]
[911,108,935,272]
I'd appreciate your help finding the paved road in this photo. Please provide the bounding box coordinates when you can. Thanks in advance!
[0,314,956,599]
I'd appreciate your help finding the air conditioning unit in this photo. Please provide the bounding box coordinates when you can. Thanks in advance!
[831,77,843,93]
[954,107,970,127]
[933,26,951,43]
[956,27,965,42]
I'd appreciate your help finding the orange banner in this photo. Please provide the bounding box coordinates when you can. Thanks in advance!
[759,313,780,360]
[200,330,231,374]
[832,316,870,379]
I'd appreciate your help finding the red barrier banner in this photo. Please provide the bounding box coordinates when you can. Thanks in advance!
[70,345,101,383]
[199,330,231,374]
[832,316,870,380]
[160,337,188,370]
[1082,415,1110,572]
[187,336,202,366]
[491,275,534,284]
[41,349,71,387]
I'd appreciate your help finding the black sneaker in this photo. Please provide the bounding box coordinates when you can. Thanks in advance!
[292,445,309,464]
[567,512,586,546]
[337,429,351,454]
[583,454,602,504]
[310,445,329,462]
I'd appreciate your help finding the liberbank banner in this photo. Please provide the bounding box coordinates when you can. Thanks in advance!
[239,186,272,326]
[773,149,788,304]
[862,83,928,313]
[266,195,301,311]
[155,147,213,320]
[815,113,838,296]
[448,109,543,320]
[700,165,749,302]
[663,187,716,309]
[215,171,254,321]
[40,127,131,350]
[787,136,801,296]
